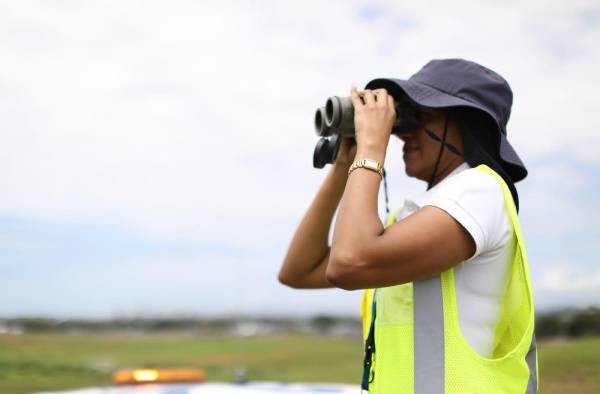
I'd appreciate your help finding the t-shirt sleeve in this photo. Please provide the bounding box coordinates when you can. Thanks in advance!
[422,169,507,259]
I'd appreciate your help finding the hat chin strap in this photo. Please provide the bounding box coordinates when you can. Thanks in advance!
[424,112,465,189]
[426,113,451,190]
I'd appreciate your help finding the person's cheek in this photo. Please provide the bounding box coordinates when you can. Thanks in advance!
[420,137,434,164]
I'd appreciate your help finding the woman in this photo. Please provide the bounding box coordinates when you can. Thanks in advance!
[279,59,537,393]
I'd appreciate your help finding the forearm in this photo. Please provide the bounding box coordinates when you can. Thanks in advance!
[329,146,387,280]
[279,163,350,287]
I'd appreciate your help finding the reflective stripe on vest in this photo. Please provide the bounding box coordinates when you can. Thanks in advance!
[413,276,444,393]
[361,164,538,393]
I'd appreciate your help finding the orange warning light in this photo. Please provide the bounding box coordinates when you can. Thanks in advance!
[113,368,206,384]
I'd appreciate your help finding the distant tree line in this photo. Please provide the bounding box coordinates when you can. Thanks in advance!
[1,308,599,338]
[0,315,362,337]
[536,307,600,338]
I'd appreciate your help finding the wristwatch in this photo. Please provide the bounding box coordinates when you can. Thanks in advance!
[348,158,384,178]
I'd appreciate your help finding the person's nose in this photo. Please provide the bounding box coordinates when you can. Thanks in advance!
[396,129,414,142]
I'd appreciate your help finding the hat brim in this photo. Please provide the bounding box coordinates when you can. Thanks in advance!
[366,78,527,182]
[366,78,481,110]
[498,133,527,182]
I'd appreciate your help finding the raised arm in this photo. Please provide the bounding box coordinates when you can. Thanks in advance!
[327,87,475,290]
[278,138,356,288]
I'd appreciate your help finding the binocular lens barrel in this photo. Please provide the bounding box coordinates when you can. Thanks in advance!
[314,107,331,137]
[314,98,356,138]
[312,93,422,168]
[325,96,354,130]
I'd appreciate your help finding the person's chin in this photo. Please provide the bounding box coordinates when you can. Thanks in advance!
[403,161,419,178]
[404,165,417,178]
[403,160,427,181]
[404,167,417,178]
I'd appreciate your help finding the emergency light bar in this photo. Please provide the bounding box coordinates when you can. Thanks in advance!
[113,368,206,384]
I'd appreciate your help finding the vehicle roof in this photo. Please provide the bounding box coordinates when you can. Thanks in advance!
[36,382,359,394]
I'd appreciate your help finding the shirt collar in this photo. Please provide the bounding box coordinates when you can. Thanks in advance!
[413,162,470,206]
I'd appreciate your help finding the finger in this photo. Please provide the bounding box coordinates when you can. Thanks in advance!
[341,136,356,149]
[374,89,388,106]
[362,89,376,106]
[387,95,396,120]
[387,94,395,110]
[350,86,363,108]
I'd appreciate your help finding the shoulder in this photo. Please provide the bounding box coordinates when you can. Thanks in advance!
[423,166,509,257]
[436,167,503,200]
[426,167,505,213]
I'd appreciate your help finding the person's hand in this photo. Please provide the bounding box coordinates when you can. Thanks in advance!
[350,86,396,162]
[335,137,357,167]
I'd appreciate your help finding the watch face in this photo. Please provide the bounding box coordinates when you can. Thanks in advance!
[348,159,383,177]
[365,159,381,169]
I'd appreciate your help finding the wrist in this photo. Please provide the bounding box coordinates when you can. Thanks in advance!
[334,158,353,168]
[333,152,356,169]
[348,158,384,179]
[355,147,386,164]
[331,161,352,178]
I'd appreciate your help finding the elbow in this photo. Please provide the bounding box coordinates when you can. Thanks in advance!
[277,266,308,289]
[278,270,299,288]
[326,251,365,290]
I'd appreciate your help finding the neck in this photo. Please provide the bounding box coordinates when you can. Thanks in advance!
[427,158,465,188]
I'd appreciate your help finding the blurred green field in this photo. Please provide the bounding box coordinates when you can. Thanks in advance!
[1,333,599,394]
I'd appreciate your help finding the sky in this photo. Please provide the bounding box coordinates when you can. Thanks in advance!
[1,0,599,318]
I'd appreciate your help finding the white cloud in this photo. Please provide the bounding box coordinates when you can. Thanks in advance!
[539,265,600,292]
[2,250,362,318]
[518,159,597,237]
[1,1,598,236]
[0,233,51,250]
[1,0,599,315]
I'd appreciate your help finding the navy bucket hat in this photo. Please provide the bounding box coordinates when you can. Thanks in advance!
[365,58,528,182]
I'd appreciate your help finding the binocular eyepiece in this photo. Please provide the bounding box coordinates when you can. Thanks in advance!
[314,96,355,138]
[313,95,422,168]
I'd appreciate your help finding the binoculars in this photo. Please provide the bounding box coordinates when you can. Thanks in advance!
[313,95,422,168]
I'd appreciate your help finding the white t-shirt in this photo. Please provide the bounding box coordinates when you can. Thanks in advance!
[394,162,515,357]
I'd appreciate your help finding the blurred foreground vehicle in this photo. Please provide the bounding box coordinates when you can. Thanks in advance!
[36,367,358,394]
[37,382,358,394]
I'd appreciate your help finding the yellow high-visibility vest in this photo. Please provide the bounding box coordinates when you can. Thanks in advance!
[360,165,537,393]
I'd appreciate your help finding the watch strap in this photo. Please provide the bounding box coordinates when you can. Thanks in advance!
[348,159,384,178]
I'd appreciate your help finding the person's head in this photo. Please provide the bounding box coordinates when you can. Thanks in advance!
[393,102,523,209]
[394,106,465,186]
[365,58,528,187]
